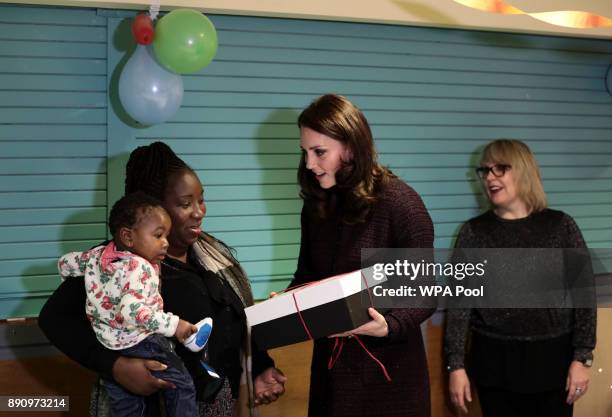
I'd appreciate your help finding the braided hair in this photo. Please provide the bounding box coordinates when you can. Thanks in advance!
[124,141,236,256]
[123,141,255,305]
[124,141,193,200]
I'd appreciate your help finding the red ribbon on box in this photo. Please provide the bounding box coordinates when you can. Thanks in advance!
[282,271,391,382]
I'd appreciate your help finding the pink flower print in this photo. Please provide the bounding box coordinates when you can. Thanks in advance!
[89,281,98,292]
[140,271,150,284]
[151,295,163,307]
[109,319,120,329]
[129,290,144,300]
[122,281,130,292]
[145,296,158,306]
[135,309,151,324]
[95,290,103,299]
[101,296,113,310]
[104,263,116,275]
[115,313,124,324]
[127,258,139,272]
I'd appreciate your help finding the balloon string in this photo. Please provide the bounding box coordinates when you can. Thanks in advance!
[149,0,160,21]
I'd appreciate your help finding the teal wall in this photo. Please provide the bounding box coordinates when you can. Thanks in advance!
[0,5,108,318]
[1,4,612,318]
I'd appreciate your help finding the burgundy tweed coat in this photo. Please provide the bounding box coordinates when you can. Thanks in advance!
[290,177,435,417]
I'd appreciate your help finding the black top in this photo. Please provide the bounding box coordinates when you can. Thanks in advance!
[444,209,597,371]
[39,245,273,400]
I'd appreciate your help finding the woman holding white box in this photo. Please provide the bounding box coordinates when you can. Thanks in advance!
[290,94,435,417]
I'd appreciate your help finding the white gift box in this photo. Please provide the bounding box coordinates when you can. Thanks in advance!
[246,268,385,350]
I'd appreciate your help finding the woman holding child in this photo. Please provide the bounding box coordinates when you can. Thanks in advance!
[40,142,286,417]
[290,94,435,417]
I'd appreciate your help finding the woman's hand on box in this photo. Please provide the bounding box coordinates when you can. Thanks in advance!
[330,307,389,338]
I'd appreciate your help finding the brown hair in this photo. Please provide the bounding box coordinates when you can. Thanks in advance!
[480,139,547,212]
[297,94,394,223]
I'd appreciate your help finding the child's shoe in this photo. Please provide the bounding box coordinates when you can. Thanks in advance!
[183,317,213,352]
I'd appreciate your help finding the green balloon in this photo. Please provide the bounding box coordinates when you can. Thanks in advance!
[153,9,218,74]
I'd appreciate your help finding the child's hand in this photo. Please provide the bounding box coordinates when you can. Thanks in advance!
[175,319,197,343]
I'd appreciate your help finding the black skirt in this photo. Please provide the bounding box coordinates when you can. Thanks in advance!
[468,331,573,393]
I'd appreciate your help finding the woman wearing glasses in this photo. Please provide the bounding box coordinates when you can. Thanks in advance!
[444,139,596,417]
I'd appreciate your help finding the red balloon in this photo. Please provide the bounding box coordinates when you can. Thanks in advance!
[132,14,155,45]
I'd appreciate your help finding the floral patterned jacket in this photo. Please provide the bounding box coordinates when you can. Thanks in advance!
[57,242,179,350]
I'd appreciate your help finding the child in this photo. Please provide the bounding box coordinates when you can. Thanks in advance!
[58,192,206,417]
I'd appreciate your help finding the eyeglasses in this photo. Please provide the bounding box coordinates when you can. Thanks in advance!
[475,164,511,179]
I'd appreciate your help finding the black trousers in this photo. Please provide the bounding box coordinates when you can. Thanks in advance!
[478,385,573,417]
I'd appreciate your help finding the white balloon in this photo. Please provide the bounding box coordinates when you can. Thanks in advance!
[119,45,184,125]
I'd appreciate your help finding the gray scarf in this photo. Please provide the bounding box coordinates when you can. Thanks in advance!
[192,233,257,417]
